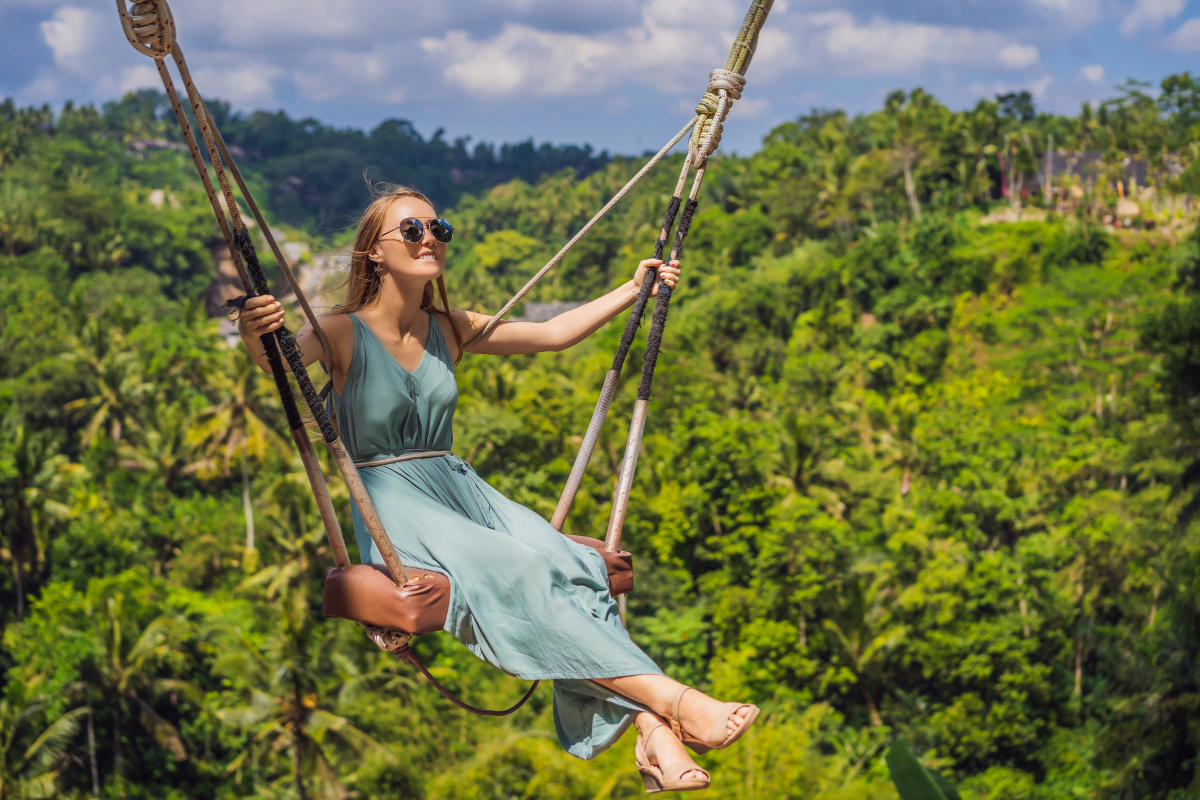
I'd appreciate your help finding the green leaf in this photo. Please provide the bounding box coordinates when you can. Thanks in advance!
[886,740,952,800]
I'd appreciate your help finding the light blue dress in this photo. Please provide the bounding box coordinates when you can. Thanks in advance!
[327,311,661,758]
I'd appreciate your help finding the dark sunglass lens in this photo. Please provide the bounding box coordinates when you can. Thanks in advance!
[399,219,424,242]
[429,219,454,243]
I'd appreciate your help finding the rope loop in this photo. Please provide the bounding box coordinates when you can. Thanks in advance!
[115,0,176,58]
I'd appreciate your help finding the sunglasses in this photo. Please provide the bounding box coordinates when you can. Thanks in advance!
[380,217,455,244]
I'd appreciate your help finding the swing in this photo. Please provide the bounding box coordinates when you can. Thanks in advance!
[114,0,773,715]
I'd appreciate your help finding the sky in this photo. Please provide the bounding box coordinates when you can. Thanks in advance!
[3,0,1200,156]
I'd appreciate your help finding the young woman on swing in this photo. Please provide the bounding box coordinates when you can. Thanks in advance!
[237,184,758,793]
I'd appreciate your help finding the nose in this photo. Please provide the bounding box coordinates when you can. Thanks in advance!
[422,226,438,247]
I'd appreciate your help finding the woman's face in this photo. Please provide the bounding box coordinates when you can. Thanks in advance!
[369,196,444,285]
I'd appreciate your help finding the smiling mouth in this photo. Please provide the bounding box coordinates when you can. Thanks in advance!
[418,254,438,260]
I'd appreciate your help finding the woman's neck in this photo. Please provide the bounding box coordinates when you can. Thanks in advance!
[362,274,428,334]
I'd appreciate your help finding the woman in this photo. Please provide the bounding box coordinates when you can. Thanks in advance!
[237,184,757,792]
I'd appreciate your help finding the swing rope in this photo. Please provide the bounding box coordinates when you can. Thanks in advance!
[113,0,772,715]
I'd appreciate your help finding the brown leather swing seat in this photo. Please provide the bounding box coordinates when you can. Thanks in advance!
[323,535,633,634]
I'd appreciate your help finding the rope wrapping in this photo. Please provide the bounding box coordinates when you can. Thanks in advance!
[235,227,340,445]
[653,196,682,261]
[636,284,673,402]
[670,198,700,260]
[262,332,304,432]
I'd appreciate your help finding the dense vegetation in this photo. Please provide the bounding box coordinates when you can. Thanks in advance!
[2,73,1199,800]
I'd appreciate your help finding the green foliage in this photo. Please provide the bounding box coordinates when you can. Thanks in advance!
[3,76,1200,800]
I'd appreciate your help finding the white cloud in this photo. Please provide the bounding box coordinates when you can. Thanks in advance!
[192,63,284,106]
[1119,0,1185,36]
[1165,16,1200,49]
[1078,64,1104,81]
[999,43,1040,69]
[41,6,103,73]
[422,25,622,97]
[797,12,1040,75]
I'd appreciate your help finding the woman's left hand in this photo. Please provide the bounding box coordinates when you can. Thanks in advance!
[631,258,682,298]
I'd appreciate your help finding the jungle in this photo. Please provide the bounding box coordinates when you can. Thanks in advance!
[1,75,1199,799]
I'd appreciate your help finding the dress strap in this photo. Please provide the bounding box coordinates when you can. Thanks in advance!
[425,310,455,367]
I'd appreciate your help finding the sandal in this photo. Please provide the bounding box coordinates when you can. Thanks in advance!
[667,685,760,755]
[635,719,711,794]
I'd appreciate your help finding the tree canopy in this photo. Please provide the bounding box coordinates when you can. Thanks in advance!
[2,74,1199,799]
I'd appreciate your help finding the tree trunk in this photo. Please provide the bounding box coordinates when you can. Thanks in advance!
[900,466,911,496]
[863,686,882,727]
[113,708,123,777]
[293,729,309,800]
[12,541,23,620]
[241,448,254,553]
[903,157,921,221]
[88,705,100,797]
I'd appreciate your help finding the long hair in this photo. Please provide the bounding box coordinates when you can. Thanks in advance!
[328,182,464,363]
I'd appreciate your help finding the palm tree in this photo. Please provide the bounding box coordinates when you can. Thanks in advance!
[957,104,1000,205]
[75,594,201,775]
[0,413,74,619]
[212,594,391,800]
[117,396,201,490]
[188,347,285,556]
[884,89,944,221]
[823,572,907,726]
[0,700,88,800]
[62,308,151,448]
[878,392,922,496]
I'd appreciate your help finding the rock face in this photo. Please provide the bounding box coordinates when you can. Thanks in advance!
[205,242,245,318]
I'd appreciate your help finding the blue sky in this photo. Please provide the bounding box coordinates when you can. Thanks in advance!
[3,0,1200,156]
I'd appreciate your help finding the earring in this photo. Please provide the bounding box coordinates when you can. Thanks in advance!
[373,261,383,277]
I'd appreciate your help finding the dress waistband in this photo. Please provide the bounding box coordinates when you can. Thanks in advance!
[353,449,452,468]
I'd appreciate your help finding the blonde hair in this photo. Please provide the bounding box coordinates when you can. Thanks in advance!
[329,182,464,362]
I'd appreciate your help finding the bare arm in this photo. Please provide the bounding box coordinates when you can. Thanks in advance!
[236,294,343,374]
[460,258,680,357]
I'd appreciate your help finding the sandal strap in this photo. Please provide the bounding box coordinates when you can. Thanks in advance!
[661,761,710,784]
[668,684,690,741]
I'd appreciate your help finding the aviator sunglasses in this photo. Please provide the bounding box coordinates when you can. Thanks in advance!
[380,217,455,244]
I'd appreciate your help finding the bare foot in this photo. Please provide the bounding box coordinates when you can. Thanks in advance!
[677,689,755,742]
[637,714,705,783]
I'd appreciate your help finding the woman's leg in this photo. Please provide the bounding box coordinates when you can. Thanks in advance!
[595,674,754,741]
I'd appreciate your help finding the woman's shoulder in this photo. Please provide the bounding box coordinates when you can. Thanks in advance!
[308,313,357,371]
[437,309,484,361]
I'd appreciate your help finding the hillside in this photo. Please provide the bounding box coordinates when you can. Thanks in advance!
[1,80,1199,800]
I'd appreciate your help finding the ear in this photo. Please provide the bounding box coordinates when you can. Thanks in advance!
[368,244,383,263]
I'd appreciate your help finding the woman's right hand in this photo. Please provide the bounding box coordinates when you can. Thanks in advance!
[238,295,285,337]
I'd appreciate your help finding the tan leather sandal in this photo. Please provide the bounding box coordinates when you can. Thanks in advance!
[635,720,711,794]
[667,685,760,755]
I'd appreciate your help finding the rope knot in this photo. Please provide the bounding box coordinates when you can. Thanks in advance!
[364,624,412,654]
[707,68,745,100]
[691,69,744,167]
[116,0,177,59]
